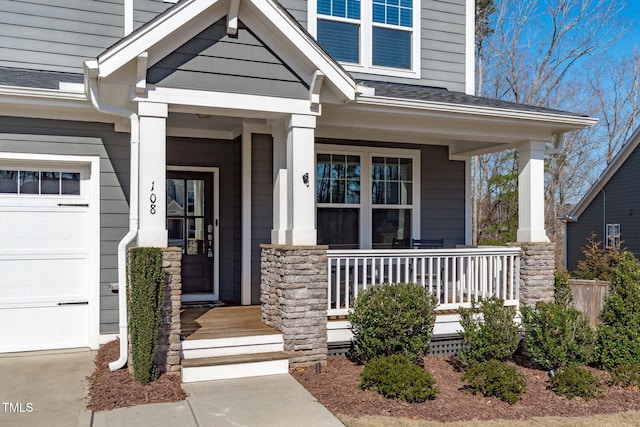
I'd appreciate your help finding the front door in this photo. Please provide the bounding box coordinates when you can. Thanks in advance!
[167,170,218,300]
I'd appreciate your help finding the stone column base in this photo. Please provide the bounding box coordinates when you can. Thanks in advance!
[510,242,555,307]
[157,247,182,376]
[260,244,328,368]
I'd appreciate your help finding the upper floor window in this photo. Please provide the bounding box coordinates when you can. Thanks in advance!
[312,0,420,78]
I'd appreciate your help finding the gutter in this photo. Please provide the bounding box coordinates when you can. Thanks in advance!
[84,60,139,372]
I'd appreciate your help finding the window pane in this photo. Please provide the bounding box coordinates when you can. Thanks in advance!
[347,155,360,179]
[373,27,411,69]
[372,209,411,249]
[373,3,385,23]
[317,153,361,204]
[386,181,399,204]
[41,172,60,194]
[346,179,360,204]
[333,0,346,17]
[187,218,205,255]
[387,6,399,25]
[318,208,359,248]
[318,0,331,15]
[187,179,205,216]
[400,8,412,26]
[0,170,18,193]
[386,157,399,180]
[167,179,185,216]
[317,178,332,203]
[61,172,80,195]
[318,20,360,63]
[331,154,346,178]
[167,218,184,249]
[20,171,39,194]
[347,0,361,19]
[399,157,412,180]
[330,179,345,203]
[400,182,412,204]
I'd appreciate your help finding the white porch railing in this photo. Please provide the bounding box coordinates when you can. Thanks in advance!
[326,247,520,316]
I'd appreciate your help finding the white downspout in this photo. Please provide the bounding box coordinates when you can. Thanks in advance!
[84,61,139,371]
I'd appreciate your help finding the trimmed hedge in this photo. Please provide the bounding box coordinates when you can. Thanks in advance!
[550,366,604,399]
[128,247,165,384]
[462,359,526,404]
[348,283,438,365]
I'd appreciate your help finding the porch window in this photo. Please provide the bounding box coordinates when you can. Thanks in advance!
[606,223,621,248]
[316,154,361,248]
[316,145,419,249]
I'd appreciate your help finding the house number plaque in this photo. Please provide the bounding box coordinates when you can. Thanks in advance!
[149,181,157,214]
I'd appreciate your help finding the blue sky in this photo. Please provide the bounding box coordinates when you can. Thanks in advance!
[612,2,640,55]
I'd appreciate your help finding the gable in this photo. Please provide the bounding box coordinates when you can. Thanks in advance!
[147,19,308,99]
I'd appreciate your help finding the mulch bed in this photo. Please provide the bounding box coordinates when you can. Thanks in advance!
[292,355,640,422]
[87,339,187,412]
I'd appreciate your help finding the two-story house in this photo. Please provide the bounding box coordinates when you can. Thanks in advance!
[0,0,595,378]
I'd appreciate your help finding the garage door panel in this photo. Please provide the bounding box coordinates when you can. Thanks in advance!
[0,305,89,353]
[0,209,89,251]
[0,256,89,302]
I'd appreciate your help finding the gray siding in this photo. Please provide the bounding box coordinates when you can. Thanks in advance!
[166,136,242,302]
[133,0,173,30]
[251,134,273,304]
[0,0,124,74]
[0,117,130,334]
[567,146,640,271]
[148,19,309,99]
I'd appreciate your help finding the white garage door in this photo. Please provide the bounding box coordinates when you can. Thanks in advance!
[0,163,94,352]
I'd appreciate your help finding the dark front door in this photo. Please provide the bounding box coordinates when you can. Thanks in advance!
[167,171,214,295]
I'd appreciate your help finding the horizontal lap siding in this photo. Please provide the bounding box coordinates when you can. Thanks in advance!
[0,0,123,74]
[133,0,174,30]
[0,117,130,334]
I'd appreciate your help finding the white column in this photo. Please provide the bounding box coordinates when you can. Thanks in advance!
[137,102,168,247]
[241,126,252,305]
[271,120,288,245]
[285,114,317,245]
[517,140,550,243]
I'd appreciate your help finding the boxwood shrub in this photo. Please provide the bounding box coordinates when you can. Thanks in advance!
[360,354,439,403]
[128,247,165,384]
[462,359,526,404]
[348,283,438,365]
[550,366,604,399]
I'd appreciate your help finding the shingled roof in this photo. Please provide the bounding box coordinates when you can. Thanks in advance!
[0,67,83,90]
[359,80,587,118]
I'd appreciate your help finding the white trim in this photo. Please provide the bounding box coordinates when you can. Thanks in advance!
[0,152,101,351]
[465,0,475,95]
[308,0,421,79]
[124,0,133,36]
[465,158,472,245]
[167,166,220,302]
[241,125,253,305]
[315,144,420,249]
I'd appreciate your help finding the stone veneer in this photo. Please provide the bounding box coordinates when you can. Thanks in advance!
[260,244,328,368]
[156,247,182,375]
[511,242,555,307]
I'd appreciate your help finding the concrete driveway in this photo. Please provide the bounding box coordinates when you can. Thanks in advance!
[0,348,94,427]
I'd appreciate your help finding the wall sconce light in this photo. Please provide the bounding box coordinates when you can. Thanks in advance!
[302,172,309,187]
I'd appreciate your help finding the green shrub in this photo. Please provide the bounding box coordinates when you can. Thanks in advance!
[462,359,526,404]
[572,233,623,281]
[458,297,519,364]
[554,269,573,306]
[550,366,604,399]
[348,283,438,365]
[521,301,595,371]
[595,252,640,370]
[610,363,640,388]
[360,354,439,403]
[128,247,165,385]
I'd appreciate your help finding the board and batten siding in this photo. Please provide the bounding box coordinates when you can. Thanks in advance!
[567,146,640,271]
[0,0,124,74]
[251,134,273,304]
[148,19,309,99]
[0,117,130,334]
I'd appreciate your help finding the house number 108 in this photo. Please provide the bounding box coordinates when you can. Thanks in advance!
[150,181,157,215]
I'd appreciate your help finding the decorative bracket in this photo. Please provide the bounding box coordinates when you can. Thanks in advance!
[227,0,240,36]
[309,70,325,113]
[136,52,148,95]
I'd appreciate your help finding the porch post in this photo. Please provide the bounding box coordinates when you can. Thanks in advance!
[285,114,317,245]
[271,119,288,245]
[137,101,168,247]
[516,140,549,243]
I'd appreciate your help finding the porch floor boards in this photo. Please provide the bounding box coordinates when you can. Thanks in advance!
[181,305,278,341]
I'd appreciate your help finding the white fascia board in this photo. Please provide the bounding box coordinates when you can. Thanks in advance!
[243,0,356,102]
[569,127,640,220]
[138,86,319,117]
[355,95,598,128]
[0,85,87,103]
[98,0,218,77]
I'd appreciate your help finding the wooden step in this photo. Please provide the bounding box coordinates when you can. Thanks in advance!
[182,334,284,359]
[181,351,289,382]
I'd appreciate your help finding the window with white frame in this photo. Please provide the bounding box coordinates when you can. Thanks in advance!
[312,0,420,77]
[0,169,80,195]
[606,223,621,248]
[316,145,420,249]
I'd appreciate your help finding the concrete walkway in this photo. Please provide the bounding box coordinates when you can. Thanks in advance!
[0,349,344,427]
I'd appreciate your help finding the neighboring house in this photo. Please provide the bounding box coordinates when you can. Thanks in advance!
[566,127,640,271]
[0,0,595,356]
